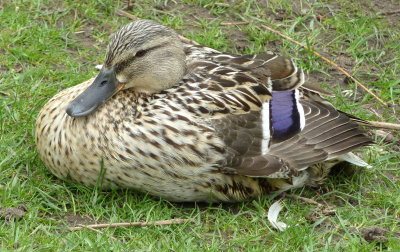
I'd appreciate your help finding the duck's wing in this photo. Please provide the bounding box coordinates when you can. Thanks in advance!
[211,52,305,91]
[182,45,371,178]
[185,45,305,91]
[182,48,372,178]
[212,99,372,178]
[185,49,311,141]
[185,44,334,94]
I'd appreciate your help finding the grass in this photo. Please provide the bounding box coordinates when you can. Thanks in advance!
[0,0,399,250]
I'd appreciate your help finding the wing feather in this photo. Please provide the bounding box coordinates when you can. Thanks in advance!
[213,100,372,178]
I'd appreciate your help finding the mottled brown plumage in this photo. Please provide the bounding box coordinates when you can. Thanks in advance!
[35,20,372,202]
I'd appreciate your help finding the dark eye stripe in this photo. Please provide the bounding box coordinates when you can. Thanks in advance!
[114,43,168,73]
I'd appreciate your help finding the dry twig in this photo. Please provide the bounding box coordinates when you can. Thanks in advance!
[215,3,230,7]
[285,194,324,208]
[366,107,385,121]
[221,21,249,26]
[178,35,200,46]
[361,121,400,131]
[380,9,400,15]
[69,218,189,231]
[115,9,138,20]
[77,224,118,241]
[126,0,133,11]
[260,24,388,107]
[285,194,337,215]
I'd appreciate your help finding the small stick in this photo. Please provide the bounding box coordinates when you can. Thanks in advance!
[215,3,230,7]
[221,21,249,26]
[69,218,189,231]
[380,10,400,15]
[126,0,133,11]
[285,194,324,208]
[367,107,384,121]
[77,224,118,241]
[286,194,335,215]
[260,24,388,107]
[360,120,400,130]
[179,35,200,46]
[115,9,138,20]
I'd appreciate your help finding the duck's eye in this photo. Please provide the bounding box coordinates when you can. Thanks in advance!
[135,49,147,57]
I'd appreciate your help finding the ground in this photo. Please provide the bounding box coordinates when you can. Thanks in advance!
[0,0,399,250]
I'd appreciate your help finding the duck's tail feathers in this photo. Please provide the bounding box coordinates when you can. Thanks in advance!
[338,152,372,168]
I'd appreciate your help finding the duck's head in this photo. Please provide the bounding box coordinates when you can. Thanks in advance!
[66,20,186,117]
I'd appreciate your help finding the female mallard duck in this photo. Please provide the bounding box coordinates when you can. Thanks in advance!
[35,20,372,202]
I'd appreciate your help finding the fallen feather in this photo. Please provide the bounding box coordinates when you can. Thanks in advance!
[267,200,287,231]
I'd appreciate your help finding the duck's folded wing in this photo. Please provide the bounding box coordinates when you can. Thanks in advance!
[212,99,372,178]
[211,52,305,91]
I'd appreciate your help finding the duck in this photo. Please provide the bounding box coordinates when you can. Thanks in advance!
[35,20,373,202]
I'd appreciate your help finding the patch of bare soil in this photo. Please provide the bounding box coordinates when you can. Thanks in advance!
[0,49,11,75]
[228,30,251,53]
[155,2,215,32]
[72,28,96,48]
[48,212,97,227]
[63,212,95,226]
[0,65,9,74]
[364,0,400,26]
[361,226,389,244]
[0,206,26,221]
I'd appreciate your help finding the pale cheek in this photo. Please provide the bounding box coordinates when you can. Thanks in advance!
[116,74,128,83]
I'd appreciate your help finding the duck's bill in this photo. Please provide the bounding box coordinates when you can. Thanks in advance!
[66,68,124,117]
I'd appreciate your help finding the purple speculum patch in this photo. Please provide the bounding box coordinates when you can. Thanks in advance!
[270,90,302,141]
